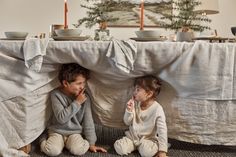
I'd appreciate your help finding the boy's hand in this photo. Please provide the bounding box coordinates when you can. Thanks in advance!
[126,96,134,112]
[89,145,107,153]
[76,88,87,105]
[156,151,167,157]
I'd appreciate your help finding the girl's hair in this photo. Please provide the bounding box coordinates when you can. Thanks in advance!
[134,75,162,99]
[58,63,90,84]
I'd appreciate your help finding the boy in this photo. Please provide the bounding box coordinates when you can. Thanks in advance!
[40,63,106,156]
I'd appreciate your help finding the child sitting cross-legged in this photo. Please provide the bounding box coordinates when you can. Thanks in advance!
[40,63,107,156]
[114,75,168,157]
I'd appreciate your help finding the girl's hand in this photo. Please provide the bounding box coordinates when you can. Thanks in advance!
[126,96,134,112]
[76,88,87,105]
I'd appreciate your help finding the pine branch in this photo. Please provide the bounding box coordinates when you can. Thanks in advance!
[77,0,119,28]
[160,0,211,32]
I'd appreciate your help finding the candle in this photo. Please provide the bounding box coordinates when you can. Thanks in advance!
[64,0,68,29]
[140,0,144,30]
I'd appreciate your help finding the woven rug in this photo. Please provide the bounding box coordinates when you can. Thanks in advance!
[30,125,236,157]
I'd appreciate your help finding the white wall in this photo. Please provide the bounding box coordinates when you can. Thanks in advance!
[0,0,235,39]
[209,0,236,37]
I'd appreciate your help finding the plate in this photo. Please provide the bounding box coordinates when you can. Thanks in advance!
[0,38,25,40]
[130,37,166,42]
[52,36,90,41]
[192,37,229,43]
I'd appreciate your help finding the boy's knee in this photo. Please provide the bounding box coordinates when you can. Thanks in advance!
[68,139,89,155]
[40,140,63,156]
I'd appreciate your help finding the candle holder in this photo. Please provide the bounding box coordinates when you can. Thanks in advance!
[50,24,64,37]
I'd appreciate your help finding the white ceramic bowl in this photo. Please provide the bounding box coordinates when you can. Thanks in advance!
[55,29,82,37]
[135,30,161,38]
[5,32,28,39]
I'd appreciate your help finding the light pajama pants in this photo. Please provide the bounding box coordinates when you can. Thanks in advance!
[40,132,89,156]
[114,136,158,157]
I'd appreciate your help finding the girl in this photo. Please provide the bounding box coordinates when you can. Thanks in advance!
[114,75,168,157]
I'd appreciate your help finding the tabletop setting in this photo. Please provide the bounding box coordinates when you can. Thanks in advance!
[1,0,235,43]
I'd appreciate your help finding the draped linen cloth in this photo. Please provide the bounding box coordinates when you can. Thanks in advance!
[0,40,236,156]
[23,38,49,72]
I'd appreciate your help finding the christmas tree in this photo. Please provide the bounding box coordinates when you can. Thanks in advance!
[161,0,211,32]
[75,0,119,29]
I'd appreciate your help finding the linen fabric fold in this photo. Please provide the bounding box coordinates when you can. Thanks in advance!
[106,38,137,73]
[23,38,49,72]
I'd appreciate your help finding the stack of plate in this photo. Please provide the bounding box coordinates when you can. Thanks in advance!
[52,29,90,41]
[131,30,165,42]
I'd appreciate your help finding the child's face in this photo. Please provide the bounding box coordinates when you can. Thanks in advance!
[63,74,86,96]
[133,85,149,102]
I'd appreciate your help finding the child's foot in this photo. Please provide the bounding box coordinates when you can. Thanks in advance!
[19,144,31,154]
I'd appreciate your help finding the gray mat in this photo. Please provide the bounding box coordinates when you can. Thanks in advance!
[30,125,236,157]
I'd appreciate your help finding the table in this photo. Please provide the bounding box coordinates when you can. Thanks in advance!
[0,40,236,155]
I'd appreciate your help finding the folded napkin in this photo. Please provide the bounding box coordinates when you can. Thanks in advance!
[23,38,49,72]
[106,38,137,73]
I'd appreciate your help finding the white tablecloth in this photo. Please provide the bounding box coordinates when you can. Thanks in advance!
[0,39,236,156]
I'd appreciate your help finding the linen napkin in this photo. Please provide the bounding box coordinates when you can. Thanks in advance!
[23,38,49,72]
[106,38,137,73]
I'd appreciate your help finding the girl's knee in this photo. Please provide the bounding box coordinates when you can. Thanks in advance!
[138,140,158,157]
[114,140,127,155]
[114,137,134,155]
[139,150,157,157]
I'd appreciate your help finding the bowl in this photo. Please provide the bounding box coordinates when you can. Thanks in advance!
[5,32,28,39]
[55,29,82,37]
[135,30,161,38]
[231,27,236,36]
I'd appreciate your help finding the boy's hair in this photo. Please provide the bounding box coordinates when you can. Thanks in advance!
[58,63,90,84]
[134,75,162,99]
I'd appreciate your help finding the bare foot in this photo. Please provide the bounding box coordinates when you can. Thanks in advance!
[19,144,31,154]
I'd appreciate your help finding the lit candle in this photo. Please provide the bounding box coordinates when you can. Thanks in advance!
[140,0,144,30]
[64,0,68,29]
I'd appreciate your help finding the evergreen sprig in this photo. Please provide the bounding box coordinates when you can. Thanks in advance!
[75,0,119,28]
[161,0,211,32]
